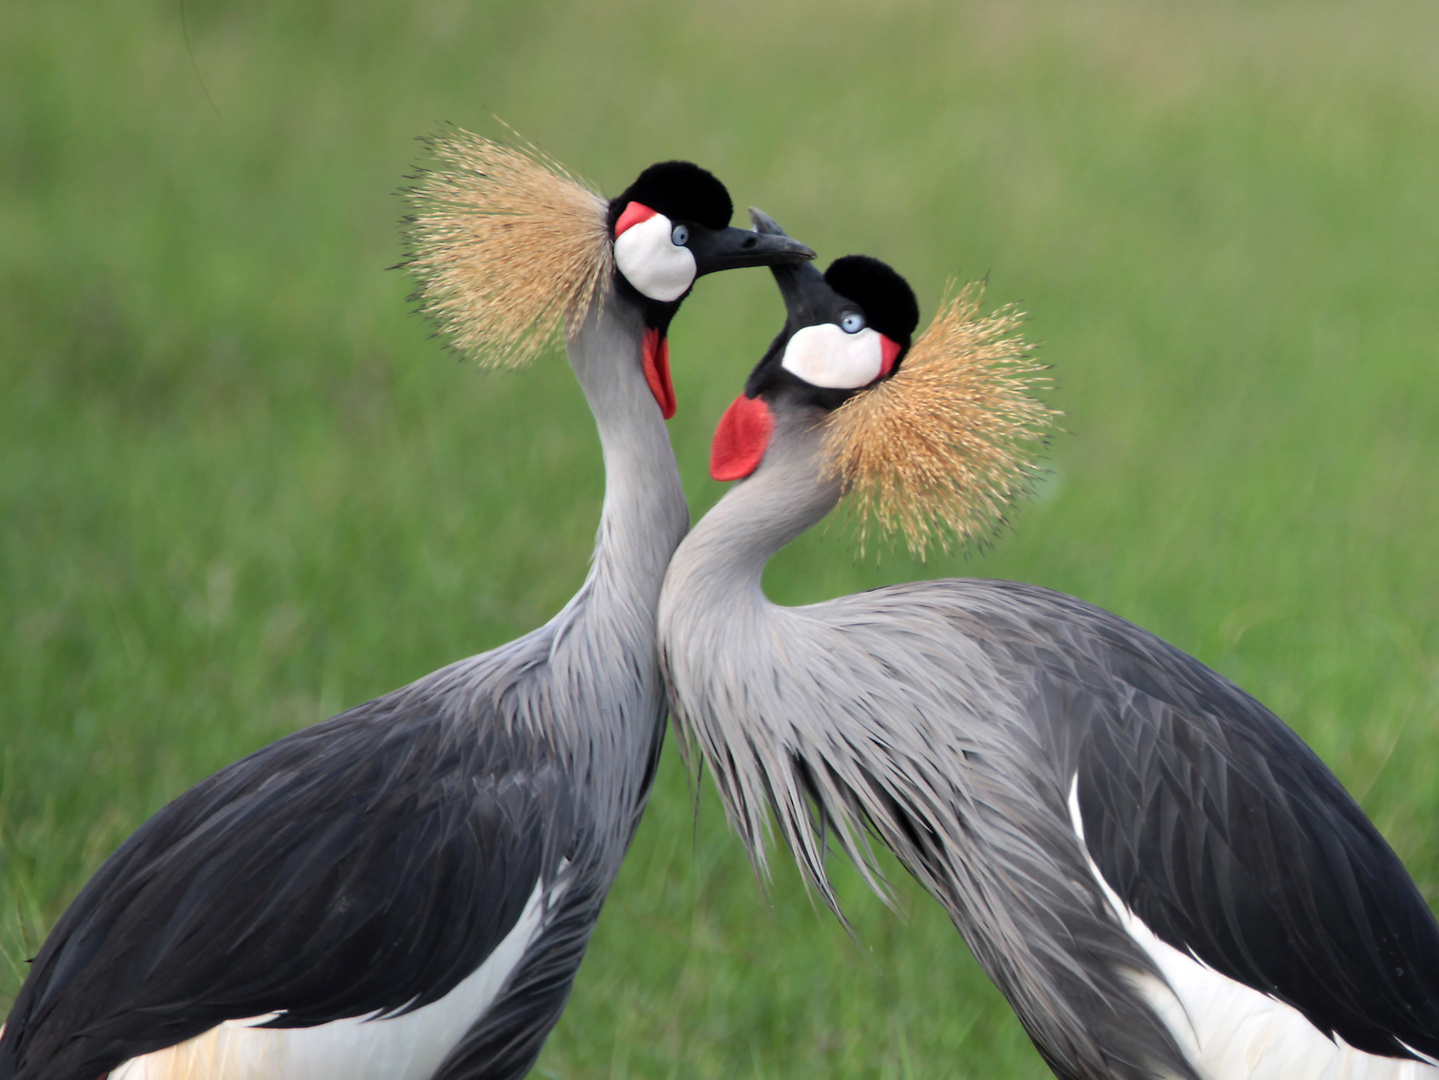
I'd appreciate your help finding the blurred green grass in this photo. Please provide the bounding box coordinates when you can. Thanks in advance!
[3,0,1438,1077]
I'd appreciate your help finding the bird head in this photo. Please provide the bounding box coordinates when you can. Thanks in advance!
[709,210,1056,556]
[607,161,814,313]
[403,132,812,419]
[605,162,813,417]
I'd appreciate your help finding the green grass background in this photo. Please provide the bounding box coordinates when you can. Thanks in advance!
[3,1,1438,1076]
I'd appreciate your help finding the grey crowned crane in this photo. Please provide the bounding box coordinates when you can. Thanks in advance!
[0,136,812,1080]
[657,214,1439,1080]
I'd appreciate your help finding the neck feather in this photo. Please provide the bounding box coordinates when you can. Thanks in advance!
[565,290,688,626]
[662,405,841,619]
[656,406,847,894]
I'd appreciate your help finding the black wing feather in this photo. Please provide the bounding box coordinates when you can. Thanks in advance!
[434,874,604,1080]
[0,684,585,1080]
[991,583,1439,1061]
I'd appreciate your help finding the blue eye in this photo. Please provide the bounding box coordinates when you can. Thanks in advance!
[671,224,690,246]
[840,311,865,334]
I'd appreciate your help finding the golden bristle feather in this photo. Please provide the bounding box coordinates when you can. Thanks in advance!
[403,129,613,368]
[821,283,1058,557]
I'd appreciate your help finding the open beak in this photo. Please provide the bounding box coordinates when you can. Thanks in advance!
[689,224,815,277]
[750,208,832,325]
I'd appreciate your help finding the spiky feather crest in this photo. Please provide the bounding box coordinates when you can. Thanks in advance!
[404,129,612,368]
[821,284,1057,557]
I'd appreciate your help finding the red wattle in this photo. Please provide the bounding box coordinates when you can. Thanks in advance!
[710,393,774,481]
[642,328,676,419]
[614,201,657,238]
[879,335,902,378]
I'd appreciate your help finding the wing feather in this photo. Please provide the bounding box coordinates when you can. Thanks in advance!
[0,681,586,1080]
[972,581,1439,1061]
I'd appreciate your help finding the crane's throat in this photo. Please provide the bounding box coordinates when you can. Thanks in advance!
[642,328,676,419]
[709,393,773,481]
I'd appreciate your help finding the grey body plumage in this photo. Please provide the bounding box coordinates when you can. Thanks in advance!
[660,248,1439,1079]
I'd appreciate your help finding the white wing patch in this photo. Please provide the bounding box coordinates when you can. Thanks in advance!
[780,323,885,389]
[613,213,696,302]
[109,870,564,1080]
[1066,777,1439,1080]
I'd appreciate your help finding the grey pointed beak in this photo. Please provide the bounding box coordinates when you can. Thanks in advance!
[750,207,830,324]
[748,207,788,236]
[688,223,815,278]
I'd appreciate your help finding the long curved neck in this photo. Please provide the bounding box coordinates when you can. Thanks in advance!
[566,293,688,616]
[657,404,847,890]
[663,406,842,616]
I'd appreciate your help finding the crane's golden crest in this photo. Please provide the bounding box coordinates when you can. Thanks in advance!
[404,129,612,368]
[820,284,1057,557]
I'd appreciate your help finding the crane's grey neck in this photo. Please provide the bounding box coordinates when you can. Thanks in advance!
[668,405,841,598]
[566,290,688,605]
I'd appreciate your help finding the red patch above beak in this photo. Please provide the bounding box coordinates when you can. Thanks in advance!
[614,201,657,238]
[642,328,676,419]
[710,393,774,481]
[879,335,902,379]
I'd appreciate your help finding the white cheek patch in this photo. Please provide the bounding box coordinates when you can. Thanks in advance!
[613,213,697,303]
[780,324,886,389]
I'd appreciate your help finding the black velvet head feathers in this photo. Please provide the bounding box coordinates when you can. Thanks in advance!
[607,161,734,234]
[824,256,921,351]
